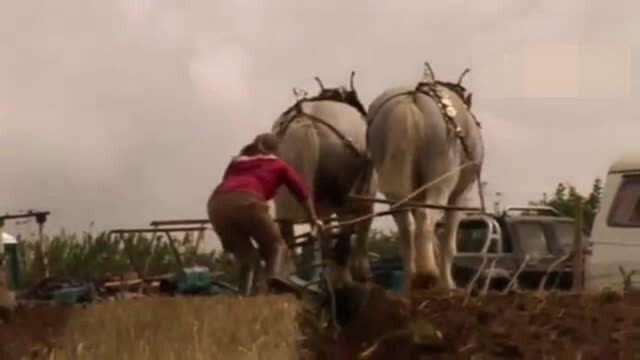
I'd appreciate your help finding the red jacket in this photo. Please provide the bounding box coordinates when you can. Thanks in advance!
[215,154,310,202]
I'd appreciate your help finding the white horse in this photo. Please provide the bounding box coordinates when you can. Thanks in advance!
[367,66,484,290]
[273,73,377,288]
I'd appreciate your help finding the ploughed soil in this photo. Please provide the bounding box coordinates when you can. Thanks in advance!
[304,286,640,359]
[3,288,640,359]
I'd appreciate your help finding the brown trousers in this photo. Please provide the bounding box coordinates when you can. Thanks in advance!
[207,191,285,271]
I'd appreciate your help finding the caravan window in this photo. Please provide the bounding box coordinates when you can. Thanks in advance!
[608,175,640,227]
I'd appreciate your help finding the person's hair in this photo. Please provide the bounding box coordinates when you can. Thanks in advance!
[239,133,280,156]
[239,143,260,156]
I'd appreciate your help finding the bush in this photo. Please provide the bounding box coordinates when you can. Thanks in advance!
[367,229,400,258]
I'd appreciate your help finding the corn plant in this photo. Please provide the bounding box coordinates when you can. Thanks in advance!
[367,229,400,258]
[15,231,229,288]
[619,266,638,292]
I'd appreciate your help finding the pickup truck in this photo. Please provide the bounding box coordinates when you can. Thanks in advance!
[370,206,587,291]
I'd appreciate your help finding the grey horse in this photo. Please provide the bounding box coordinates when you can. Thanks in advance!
[366,65,484,291]
[272,73,377,288]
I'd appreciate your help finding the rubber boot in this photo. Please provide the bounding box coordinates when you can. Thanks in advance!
[266,245,288,280]
[238,261,256,296]
[266,245,302,294]
[253,258,269,296]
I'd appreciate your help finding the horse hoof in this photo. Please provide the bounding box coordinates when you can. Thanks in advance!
[410,274,439,291]
[351,271,374,284]
[332,284,370,327]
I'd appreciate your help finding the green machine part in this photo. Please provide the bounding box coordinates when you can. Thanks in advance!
[51,286,95,305]
[3,243,21,290]
[175,266,212,294]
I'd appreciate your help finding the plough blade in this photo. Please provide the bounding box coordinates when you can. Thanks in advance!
[267,276,325,299]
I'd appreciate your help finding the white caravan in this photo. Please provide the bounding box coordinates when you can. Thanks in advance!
[586,153,640,290]
[0,232,17,311]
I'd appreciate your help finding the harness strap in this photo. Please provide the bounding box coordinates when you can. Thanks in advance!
[275,102,376,202]
[368,83,476,157]
[415,84,473,160]
[275,102,367,159]
[366,90,415,126]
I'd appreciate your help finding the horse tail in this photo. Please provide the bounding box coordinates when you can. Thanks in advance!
[351,156,377,197]
[373,100,423,198]
[273,115,320,222]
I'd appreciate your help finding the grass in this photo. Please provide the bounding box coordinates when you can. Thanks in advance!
[0,228,402,359]
[2,295,301,360]
[2,230,311,359]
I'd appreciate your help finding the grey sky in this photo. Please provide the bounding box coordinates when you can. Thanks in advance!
[1,0,638,236]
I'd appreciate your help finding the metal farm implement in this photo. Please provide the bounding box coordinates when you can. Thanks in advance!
[104,219,239,297]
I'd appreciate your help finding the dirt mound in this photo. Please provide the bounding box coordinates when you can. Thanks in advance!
[413,290,640,358]
[317,288,640,358]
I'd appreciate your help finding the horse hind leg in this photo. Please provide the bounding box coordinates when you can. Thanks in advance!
[439,185,474,290]
[391,210,415,295]
[350,215,374,283]
[336,204,374,283]
[439,209,463,290]
[332,231,354,288]
[322,227,353,289]
[412,174,458,290]
[412,208,441,289]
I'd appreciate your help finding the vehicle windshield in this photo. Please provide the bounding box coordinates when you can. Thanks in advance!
[514,222,550,257]
[608,175,640,227]
[456,220,490,253]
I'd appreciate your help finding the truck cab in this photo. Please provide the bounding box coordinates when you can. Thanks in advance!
[587,153,640,290]
[369,206,583,291]
[450,207,581,290]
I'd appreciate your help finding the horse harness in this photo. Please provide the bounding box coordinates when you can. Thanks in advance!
[367,80,487,213]
[367,81,481,161]
[274,89,369,159]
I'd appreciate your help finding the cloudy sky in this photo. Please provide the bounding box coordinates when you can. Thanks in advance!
[1,0,639,236]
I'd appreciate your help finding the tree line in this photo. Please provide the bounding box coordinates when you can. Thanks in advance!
[529,177,603,235]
